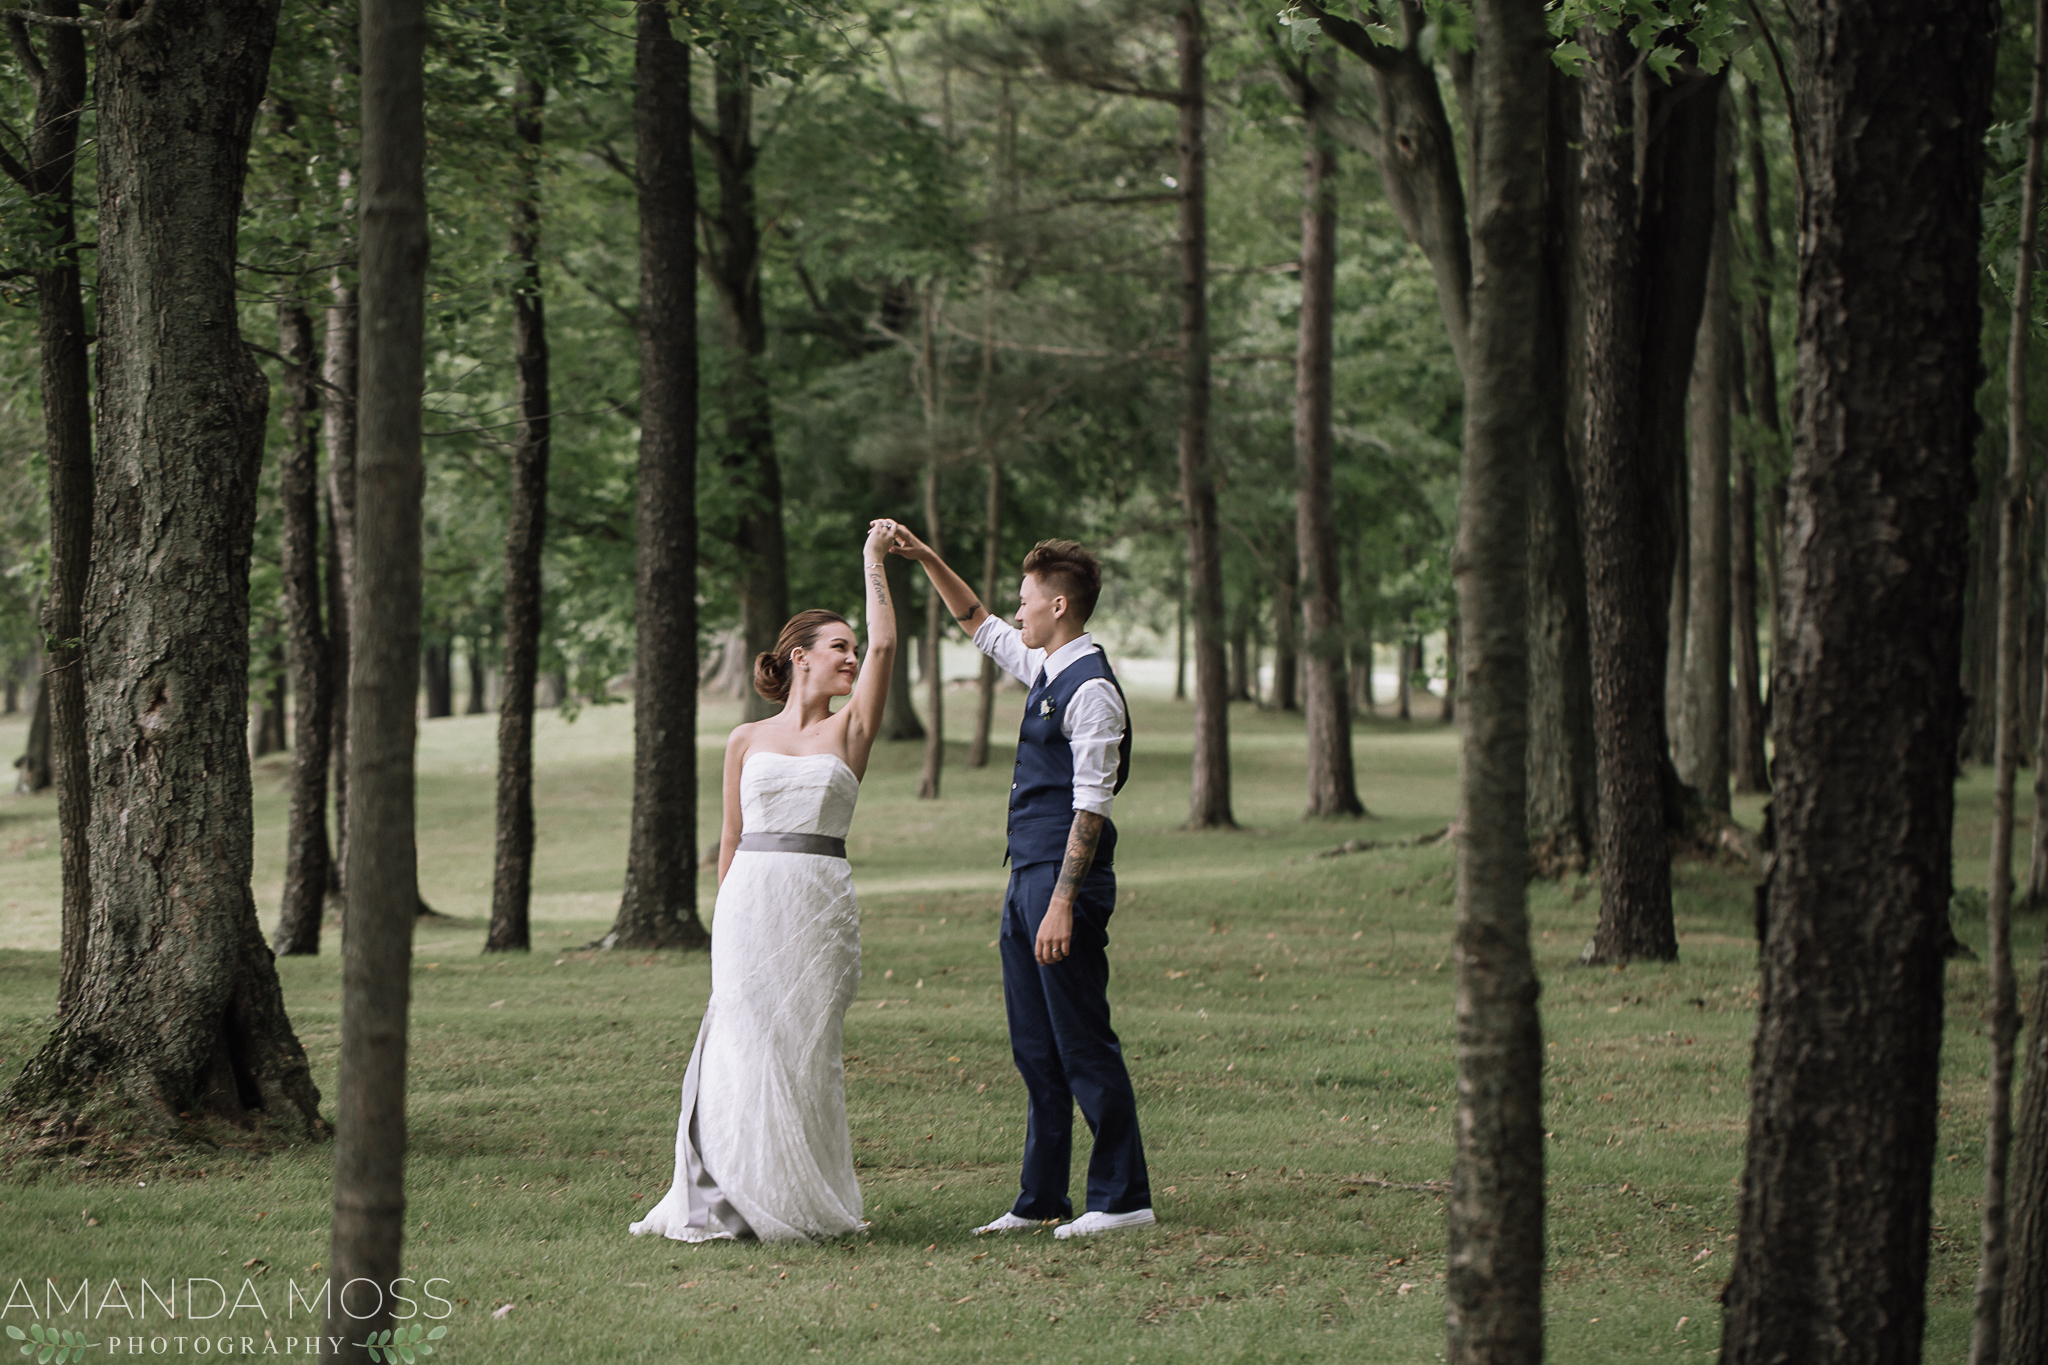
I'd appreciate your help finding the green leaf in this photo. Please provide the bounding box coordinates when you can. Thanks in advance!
[427,1326,448,1341]
[36,1344,51,1365]
[1285,14,1319,52]
[398,1345,417,1364]
[25,1330,43,1345]
[4,1328,22,1342]
[1551,40,1589,74]
[1644,45,1680,82]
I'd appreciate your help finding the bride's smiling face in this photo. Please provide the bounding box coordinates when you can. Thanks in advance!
[794,626,861,698]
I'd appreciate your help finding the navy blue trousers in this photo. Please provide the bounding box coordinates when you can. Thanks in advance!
[1000,860,1151,1218]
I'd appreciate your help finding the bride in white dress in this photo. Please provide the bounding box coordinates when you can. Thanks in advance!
[631,521,899,1244]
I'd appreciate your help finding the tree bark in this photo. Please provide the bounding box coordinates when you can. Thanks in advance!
[1293,54,1364,818]
[1985,4,2048,1358]
[1228,598,1251,702]
[1177,0,1232,828]
[1718,0,1993,1355]
[699,46,788,723]
[273,301,331,958]
[3,0,92,1009]
[1440,619,1457,723]
[1577,27,1675,964]
[601,2,706,952]
[488,72,550,956]
[879,475,926,741]
[1730,80,1776,796]
[1445,1,1547,1355]
[1525,64,1597,874]
[1,0,323,1141]
[1672,98,1733,811]
[326,0,428,1350]
[968,457,1001,768]
[325,271,358,902]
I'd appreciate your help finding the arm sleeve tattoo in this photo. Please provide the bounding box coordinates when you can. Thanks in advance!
[1052,810,1106,905]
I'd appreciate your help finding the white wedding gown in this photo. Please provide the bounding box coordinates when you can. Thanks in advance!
[629,751,865,1243]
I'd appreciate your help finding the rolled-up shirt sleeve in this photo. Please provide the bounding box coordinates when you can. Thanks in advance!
[973,614,1040,686]
[1064,678,1127,819]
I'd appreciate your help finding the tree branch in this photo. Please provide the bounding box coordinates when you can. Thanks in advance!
[8,16,46,83]
[0,8,96,27]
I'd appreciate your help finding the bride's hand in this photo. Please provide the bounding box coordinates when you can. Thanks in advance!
[885,521,931,561]
[865,519,900,558]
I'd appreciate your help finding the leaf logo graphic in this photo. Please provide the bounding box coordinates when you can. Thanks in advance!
[356,1323,449,1363]
[6,1324,98,1364]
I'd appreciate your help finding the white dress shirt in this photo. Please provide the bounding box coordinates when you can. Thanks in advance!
[972,617,1127,819]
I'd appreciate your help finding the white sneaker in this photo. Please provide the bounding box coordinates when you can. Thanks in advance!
[972,1211,1043,1235]
[1053,1209,1156,1239]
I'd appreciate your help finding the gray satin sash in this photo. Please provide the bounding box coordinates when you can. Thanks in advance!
[736,830,848,859]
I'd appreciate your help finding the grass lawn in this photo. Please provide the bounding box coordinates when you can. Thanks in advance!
[0,685,2024,1362]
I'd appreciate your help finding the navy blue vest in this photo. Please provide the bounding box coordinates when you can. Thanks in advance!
[1006,647,1132,870]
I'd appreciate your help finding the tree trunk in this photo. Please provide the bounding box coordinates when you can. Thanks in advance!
[1983,4,2048,1358]
[1525,64,1597,874]
[880,509,926,740]
[1672,99,1733,811]
[1272,568,1299,713]
[700,47,788,723]
[325,272,358,902]
[1730,80,1776,795]
[602,7,706,951]
[2,0,322,1141]
[1718,0,1993,1355]
[918,456,945,800]
[421,640,452,719]
[968,457,1001,769]
[465,638,487,714]
[1445,4,1549,1355]
[1175,565,1189,702]
[1177,0,1232,828]
[488,73,550,956]
[273,302,331,958]
[328,0,427,1349]
[3,0,92,1010]
[2032,502,2048,900]
[1294,57,1364,817]
[1397,633,1413,720]
[1440,620,1458,724]
[1577,27,1675,965]
[1228,599,1251,702]
[16,680,50,794]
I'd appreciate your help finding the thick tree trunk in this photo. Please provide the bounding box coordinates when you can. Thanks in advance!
[603,7,706,951]
[1178,0,1232,828]
[1718,0,1993,1356]
[1272,555,1299,714]
[326,0,428,1352]
[1445,2,1548,1355]
[325,274,358,901]
[1440,620,1458,723]
[1673,103,1733,811]
[1293,59,1364,817]
[1730,80,1776,796]
[968,458,1001,769]
[1986,5,2048,1358]
[4,1,93,1010]
[1525,65,1596,874]
[700,48,787,723]
[488,73,550,956]
[918,458,945,800]
[273,301,331,958]
[1,0,323,1141]
[1577,27,1675,964]
[2032,510,2048,900]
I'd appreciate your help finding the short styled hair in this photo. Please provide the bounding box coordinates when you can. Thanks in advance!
[1021,539,1102,624]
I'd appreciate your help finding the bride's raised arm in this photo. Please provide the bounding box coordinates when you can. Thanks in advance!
[841,520,899,769]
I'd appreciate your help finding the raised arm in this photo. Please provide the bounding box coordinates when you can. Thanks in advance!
[841,520,900,771]
[888,522,988,636]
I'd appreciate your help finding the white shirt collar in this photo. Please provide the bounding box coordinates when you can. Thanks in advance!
[1039,632,1096,685]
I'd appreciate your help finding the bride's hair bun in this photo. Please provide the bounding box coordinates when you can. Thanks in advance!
[753,609,854,704]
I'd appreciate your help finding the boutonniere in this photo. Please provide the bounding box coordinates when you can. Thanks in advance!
[1038,698,1056,717]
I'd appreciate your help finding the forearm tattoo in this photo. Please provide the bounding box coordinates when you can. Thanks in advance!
[867,560,891,611]
[1052,810,1106,906]
[954,600,982,624]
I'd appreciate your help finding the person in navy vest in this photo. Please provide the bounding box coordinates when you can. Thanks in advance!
[887,529,1154,1240]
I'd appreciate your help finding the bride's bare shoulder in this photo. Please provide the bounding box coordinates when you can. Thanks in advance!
[725,721,759,756]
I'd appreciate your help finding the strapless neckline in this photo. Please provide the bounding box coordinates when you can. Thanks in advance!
[744,750,857,783]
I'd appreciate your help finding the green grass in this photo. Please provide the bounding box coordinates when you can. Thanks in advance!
[0,691,2026,1362]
